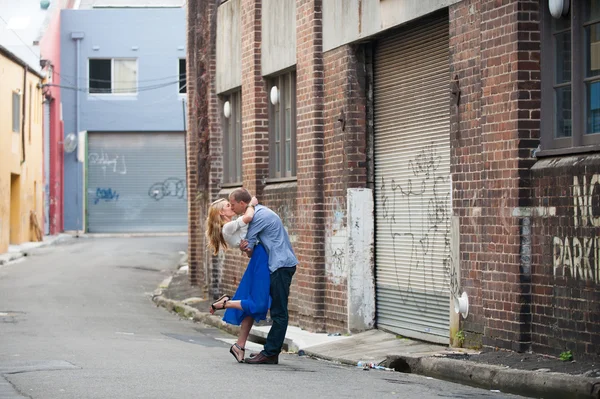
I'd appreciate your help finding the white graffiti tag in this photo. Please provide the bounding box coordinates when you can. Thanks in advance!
[89,151,127,176]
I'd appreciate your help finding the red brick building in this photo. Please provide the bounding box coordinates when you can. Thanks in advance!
[186,0,600,360]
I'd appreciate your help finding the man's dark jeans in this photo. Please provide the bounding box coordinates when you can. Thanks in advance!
[262,265,296,357]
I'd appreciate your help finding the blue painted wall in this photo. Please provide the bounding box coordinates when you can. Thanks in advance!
[60,8,186,231]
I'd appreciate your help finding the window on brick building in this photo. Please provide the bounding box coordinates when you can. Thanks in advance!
[222,90,242,185]
[268,71,296,179]
[89,58,137,94]
[542,0,600,153]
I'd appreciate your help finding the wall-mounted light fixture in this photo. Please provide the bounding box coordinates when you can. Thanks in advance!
[270,85,279,106]
[549,0,569,19]
[223,100,231,118]
[454,291,469,319]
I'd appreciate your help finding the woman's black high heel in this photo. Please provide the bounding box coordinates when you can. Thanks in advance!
[230,343,245,363]
[211,295,230,312]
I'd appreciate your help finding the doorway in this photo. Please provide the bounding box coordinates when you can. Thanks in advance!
[10,174,21,244]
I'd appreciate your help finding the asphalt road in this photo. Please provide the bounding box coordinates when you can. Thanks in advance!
[0,237,527,399]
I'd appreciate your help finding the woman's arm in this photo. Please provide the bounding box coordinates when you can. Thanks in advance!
[240,203,256,224]
[240,196,259,224]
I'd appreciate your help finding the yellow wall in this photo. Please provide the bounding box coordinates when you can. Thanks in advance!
[0,52,44,254]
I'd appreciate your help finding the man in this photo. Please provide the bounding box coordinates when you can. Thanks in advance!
[228,188,298,365]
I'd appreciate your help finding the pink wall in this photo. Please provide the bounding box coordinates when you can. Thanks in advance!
[40,8,64,234]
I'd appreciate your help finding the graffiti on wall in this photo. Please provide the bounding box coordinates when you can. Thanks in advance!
[326,197,347,285]
[89,151,127,176]
[148,178,186,201]
[94,188,119,205]
[277,202,300,243]
[553,174,600,283]
[379,143,453,305]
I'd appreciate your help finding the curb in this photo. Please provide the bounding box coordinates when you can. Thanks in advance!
[408,356,600,399]
[0,253,25,266]
[300,349,600,399]
[151,293,297,352]
[0,234,74,266]
[152,294,242,337]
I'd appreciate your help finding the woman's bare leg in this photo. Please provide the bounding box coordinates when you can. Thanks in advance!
[237,316,254,348]
[229,316,254,361]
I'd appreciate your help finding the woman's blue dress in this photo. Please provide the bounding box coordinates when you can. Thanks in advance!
[223,243,271,325]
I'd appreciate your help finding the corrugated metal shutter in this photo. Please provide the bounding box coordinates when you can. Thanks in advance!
[87,132,187,233]
[374,14,451,344]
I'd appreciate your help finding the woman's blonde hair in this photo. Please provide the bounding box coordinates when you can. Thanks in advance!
[206,198,228,255]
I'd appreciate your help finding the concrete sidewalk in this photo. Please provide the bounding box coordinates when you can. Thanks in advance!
[153,265,600,399]
[0,234,73,266]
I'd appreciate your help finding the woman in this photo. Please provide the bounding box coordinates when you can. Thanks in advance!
[205,197,270,363]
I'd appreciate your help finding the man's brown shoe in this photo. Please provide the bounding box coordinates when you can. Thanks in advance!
[244,352,278,365]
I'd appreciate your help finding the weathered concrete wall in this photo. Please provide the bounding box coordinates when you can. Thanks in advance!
[347,188,375,332]
[261,0,296,76]
[323,0,461,52]
[215,0,241,94]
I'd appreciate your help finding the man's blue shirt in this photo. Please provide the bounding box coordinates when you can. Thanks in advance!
[245,205,298,273]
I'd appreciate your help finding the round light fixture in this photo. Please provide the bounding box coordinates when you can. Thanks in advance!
[454,291,469,319]
[64,133,78,153]
[270,85,279,105]
[223,101,231,118]
[549,0,569,19]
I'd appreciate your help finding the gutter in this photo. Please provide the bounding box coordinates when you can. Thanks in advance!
[0,45,44,79]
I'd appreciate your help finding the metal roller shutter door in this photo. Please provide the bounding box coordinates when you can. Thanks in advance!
[374,15,452,344]
[87,132,187,233]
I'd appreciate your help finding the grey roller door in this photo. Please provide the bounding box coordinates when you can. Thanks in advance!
[87,132,187,233]
[374,14,452,344]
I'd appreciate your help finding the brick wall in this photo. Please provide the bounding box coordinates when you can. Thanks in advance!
[531,156,600,360]
[323,44,369,332]
[295,0,327,332]
[187,0,219,291]
[210,0,269,301]
[450,0,541,352]
[192,0,600,360]
[240,0,268,196]
[478,0,540,352]
[449,0,485,347]
[186,0,200,287]
[262,184,300,325]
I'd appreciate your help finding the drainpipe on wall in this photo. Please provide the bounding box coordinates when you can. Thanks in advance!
[21,66,28,164]
[71,32,84,231]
